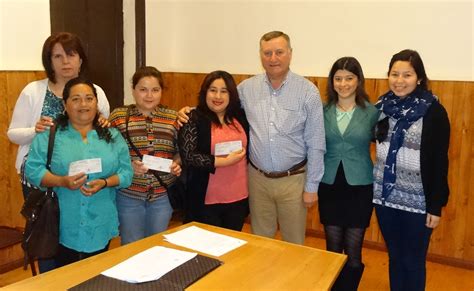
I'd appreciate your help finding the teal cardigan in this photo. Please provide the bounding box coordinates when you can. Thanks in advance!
[321,102,379,185]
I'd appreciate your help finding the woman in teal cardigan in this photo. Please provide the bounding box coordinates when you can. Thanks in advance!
[318,57,378,291]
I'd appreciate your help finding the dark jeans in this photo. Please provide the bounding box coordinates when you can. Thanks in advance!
[55,242,110,268]
[201,198,249,231]
[21,183,57,273]
[375,205,433,291]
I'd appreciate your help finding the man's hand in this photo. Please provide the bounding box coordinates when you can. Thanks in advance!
[177,106,192,127]
[303,191,318,208]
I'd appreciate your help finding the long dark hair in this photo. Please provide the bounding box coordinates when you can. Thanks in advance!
[388,49,429,91]
[376,50,430,142]
[326,57,369,108]
[56,77,112,143]
[196,70,241,126]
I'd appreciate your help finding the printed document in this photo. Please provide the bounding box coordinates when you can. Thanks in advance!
[164,226,247,257]
[101,246,197,283]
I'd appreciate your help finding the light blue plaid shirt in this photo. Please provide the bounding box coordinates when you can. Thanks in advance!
[238,71,326,193]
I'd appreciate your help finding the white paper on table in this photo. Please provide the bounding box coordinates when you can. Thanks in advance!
[163,226,247,257]
[68,158,102,176]
[142,155,173,173]
[101,246,197,283]
[214,140,242,156]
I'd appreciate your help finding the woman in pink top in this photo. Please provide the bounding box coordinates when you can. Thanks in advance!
[179,71,249,230]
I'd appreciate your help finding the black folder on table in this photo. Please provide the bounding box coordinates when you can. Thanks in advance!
[69,254,222,291]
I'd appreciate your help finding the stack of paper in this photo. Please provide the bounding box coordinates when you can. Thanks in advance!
[163,226,247,257]
[101,246,197,283]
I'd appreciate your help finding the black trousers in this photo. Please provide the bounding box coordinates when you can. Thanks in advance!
[55,242,110,268]
[201,198,249,231]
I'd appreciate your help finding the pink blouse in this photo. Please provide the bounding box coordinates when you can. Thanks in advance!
[205,119,248,204]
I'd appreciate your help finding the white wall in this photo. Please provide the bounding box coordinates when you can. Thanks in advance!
[1,0,472,82]
[146,0,474,81]
[0,0,50,70]
[0,0,137,104]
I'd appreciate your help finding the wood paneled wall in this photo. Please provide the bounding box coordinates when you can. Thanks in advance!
[0,71,46,273]
[163,72,474,269]
[1,71,473,270]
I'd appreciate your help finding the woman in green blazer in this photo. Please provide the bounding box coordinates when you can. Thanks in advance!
[318,57,379,291]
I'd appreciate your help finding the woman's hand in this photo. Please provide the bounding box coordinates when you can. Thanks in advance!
[63,172,87,190]
[426,213,441,228]
[35,116,54,133]
[97,115,110,128]
[132,160,148,176]
[215,148,246,167]
[177,106,192,127]
[170,161,182,176]
[226,148,246,165]
[80,179,107,196]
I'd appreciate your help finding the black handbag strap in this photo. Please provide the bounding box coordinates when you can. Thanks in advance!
[124,106,170,190]
[46,124,57,171]
[45,124,57,192]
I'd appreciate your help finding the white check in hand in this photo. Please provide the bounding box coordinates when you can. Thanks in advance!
[142,155,173,173]
[68,158,102,176]
[215,141,242,156]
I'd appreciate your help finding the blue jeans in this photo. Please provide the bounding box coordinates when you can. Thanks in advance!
[116,192,173,245]
[375,205,432,291]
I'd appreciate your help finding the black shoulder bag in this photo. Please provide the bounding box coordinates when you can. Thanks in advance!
[124,106,186,210]
[20,125,60,262]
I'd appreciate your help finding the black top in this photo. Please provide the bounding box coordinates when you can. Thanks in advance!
[420,100,450,216]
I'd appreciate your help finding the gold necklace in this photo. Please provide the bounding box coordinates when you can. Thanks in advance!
[336,102,355,112]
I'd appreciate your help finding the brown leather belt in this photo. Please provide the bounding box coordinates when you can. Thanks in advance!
[249,159,307,179]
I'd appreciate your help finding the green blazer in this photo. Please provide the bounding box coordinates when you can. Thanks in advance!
[321,102,379,185]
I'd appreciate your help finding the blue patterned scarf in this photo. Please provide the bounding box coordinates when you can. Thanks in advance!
[375,88,435,202]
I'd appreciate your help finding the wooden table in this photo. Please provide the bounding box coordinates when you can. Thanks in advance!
[3,222,346,290]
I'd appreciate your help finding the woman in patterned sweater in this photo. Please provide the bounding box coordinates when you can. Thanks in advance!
[109,66,181,245]
[374,50,450,291]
